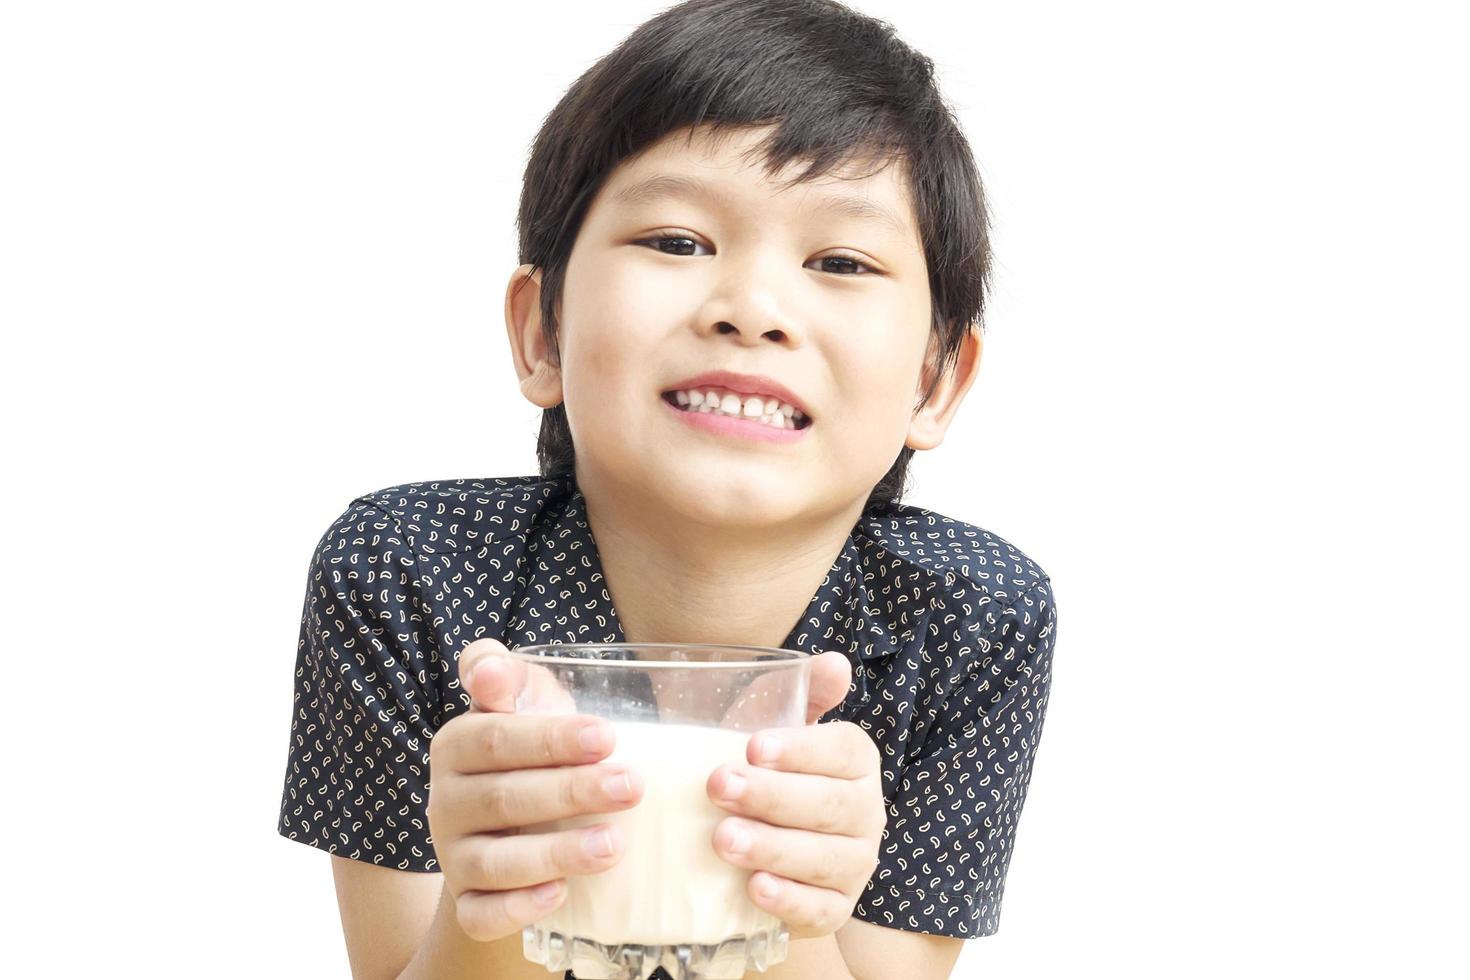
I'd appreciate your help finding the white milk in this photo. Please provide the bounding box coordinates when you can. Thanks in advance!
[526,719,783,947]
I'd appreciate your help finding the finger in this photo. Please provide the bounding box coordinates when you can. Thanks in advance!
[718,669,800,731]
[459,638,525,712]
[460,640,579,715]
[448,821,626,894]
[805,651,852,725]
[463,762,644,831]
[745,720,879,780]
[452,878,569,942]
[442,711,620,774]
[743,870,853,943]
[520,660,580,713]
[706,763,872,836]
[712,817,873,895]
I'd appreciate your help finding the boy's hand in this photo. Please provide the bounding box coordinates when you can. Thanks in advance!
[705,651,885,941]
[426,638,646,942]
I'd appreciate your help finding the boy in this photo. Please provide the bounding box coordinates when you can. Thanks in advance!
[278,1,1057,977]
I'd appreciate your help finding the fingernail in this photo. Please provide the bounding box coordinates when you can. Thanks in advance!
[584,827,615,858]
[757,875,781,900]
[532,880,563,906]
[720,770,747,803]
[725,822,752,856]
[580,721,610,754]
[755,735,781,765]
[603,771,634,801]
[471,658,503,690]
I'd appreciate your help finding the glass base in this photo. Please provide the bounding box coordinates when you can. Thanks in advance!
[522,923,790,980]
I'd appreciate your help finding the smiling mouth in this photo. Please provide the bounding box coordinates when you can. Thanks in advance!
[660,390,813,430]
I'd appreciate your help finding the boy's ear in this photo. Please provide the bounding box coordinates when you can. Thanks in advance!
[504,263,564,409]
[905,321,982,451]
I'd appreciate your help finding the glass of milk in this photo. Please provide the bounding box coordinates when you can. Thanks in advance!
[510,642,810,980]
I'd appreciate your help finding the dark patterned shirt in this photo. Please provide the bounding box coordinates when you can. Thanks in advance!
[277,472,1057,956]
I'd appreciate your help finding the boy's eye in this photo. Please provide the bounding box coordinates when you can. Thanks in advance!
[815,253,874,276]
[635,232,878,276]
[640,234,708,258]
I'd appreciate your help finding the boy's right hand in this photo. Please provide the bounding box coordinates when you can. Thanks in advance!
[426,637,645,942]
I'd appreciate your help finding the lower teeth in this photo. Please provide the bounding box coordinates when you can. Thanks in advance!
[679,403,798,429]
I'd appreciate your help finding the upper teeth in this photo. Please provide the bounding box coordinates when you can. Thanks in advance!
[670,388,808,429]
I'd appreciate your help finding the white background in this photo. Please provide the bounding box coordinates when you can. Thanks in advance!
[3,1,1465,977]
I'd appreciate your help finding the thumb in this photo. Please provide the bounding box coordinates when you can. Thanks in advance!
[806,650,852,725]
[458,636,526,713]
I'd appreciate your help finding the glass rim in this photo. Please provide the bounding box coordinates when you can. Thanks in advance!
[507,641,809,668]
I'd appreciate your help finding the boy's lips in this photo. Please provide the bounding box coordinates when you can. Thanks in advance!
[660,393,811,443]
[660,369,813,421]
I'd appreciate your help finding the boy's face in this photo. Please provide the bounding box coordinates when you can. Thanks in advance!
[508,123,979,531]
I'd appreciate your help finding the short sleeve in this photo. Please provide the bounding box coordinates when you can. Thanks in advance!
[853,577,1057,938]
[277,501,443,871]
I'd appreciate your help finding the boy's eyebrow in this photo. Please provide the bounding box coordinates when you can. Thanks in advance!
[611,172,910,238]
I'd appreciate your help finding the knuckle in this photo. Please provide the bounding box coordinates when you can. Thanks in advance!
[483,777,518,822]
[572,769,598,811]
[760,830,783,869]
[479,717,509,763]
[558,770,580,815]
[554,829,582,874]
[474,841,508,889]
[813,844,842,887]
[539,720,559,765]
[816,789,846,834]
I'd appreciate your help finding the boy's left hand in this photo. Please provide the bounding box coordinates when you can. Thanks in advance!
[706,650,886,941]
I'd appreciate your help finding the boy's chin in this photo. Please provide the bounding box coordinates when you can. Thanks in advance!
[638,478,815,530]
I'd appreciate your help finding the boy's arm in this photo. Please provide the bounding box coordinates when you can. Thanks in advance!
[753,933,854,980]
[834,917,964,980]
[330,857,438,979]
[331,857,544,980]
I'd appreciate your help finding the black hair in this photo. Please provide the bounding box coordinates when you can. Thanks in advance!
[514,0,991,513]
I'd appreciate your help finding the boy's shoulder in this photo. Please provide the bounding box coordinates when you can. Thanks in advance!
[855,500,1052,607]
[331,473,572,554]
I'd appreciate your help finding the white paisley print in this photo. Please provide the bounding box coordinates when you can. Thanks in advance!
[277,472,1057,960]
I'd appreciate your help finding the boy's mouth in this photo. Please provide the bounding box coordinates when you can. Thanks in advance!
[660,387,812,431]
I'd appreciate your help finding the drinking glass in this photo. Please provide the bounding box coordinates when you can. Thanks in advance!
[510,642,811,980]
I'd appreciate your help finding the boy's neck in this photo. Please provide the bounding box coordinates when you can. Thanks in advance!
[575,468,868,650]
